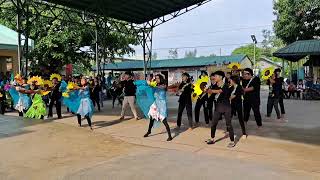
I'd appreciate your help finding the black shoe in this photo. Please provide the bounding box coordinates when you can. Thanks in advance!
[206,139,215,145]
[167,137,173,141]
[144,132,151,137]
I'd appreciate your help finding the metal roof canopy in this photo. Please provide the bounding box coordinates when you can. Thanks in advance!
[273,40,320,62]
[45,0,210,25]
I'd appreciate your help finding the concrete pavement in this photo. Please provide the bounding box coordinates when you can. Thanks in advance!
[0,90,320,180]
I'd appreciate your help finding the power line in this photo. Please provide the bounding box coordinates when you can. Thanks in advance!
[155,24,273,39]
[151,42,262,51]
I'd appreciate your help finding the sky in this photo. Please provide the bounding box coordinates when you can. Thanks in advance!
[132,0,276,60]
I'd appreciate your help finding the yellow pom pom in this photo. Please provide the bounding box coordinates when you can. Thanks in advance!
[41,91,50,96]
[261,67,274,80]
[149,81,157,87]
[62,92,69,97]
[192,75,209,102]
[67,82,78,90]
[227,62,241,70]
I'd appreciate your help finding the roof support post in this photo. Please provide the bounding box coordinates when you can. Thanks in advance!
[95,21,99,77]
[15,0,22,74]
[141,27,153,79]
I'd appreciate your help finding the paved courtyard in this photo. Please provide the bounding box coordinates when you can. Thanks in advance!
[0,90,320,180]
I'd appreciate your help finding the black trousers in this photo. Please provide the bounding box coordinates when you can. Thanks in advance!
[243,100,262,127]
[112,95,123,108]
[177,101,193,128]
[147,118,172,138]
[279,96,285,115]
[207,99,214,121]
[211,105,234,142]
[231,101,246,135]
[267,97,280,119]
[77,114,92,127]
[0,101,5,115]
[194,100,209,124]
[48,99,62,118]
[92,96,101,111]
[18,110,27,117]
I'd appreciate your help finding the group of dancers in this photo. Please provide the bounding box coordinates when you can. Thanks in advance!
[7,74,96,130]
[133,66,285,148]
[3,66,285,148]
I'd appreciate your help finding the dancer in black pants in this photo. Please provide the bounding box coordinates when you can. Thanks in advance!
[274,68,286,117]
[194,82,209,125]
[206,71,235,148]
[229,75,247,138]
[0,88,6,115]
[91,78,101,111]
[266,74,281,119]
[242,68,262,128]
[176,73,193,130]
[48,77,62,119]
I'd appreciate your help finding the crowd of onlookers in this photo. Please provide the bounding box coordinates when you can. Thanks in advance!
[282,77,320,100]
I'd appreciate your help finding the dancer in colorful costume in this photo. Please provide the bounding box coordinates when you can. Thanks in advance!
[9,75,32,117]
[64,78,94,130]
[25,76,47,119]
[135,74,172,141]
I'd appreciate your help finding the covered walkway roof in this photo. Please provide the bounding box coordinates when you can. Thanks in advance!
[46,0,210,24]
[273,40,320,62]
[101,55,248,71]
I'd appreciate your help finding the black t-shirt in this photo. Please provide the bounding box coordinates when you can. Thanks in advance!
[213,84,231,105]
[242,76,261,102]
[267,77,283,98]
[230,84,243,103]
[178,82,192,103]
[121,80,136,96]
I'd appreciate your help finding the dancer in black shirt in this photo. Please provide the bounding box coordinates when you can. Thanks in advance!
[229,75,247,138]
[194,82,209,125]
[176,73,193,130]
[242,68,262,128]
[206,71,235,148]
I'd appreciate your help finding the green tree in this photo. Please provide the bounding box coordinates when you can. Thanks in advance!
[168,48,178,59]
[184,49,197,58]
[231,44,263,61]
[0,2,138,74]
[273,0,320,44]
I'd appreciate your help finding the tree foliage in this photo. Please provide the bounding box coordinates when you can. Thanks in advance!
[273,0,320,44]
[0,2,138,74]
[168,48,178,59]
[231,44,262,61]
[184,49,197,58]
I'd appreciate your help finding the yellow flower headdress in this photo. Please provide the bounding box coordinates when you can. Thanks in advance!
[43,80,53,88]
[192,75,209,102]
[14,74,22,80]
[227,62,241,70]
[14,74,23,85]
[27,76,44,86]
[50,73,62,81]
[261,67,274,80]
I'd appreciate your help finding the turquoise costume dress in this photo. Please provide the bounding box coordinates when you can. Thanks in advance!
[9,85,32,113]
[134,80,155,118]
[76,86,94,118]
[135,80,168,122]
